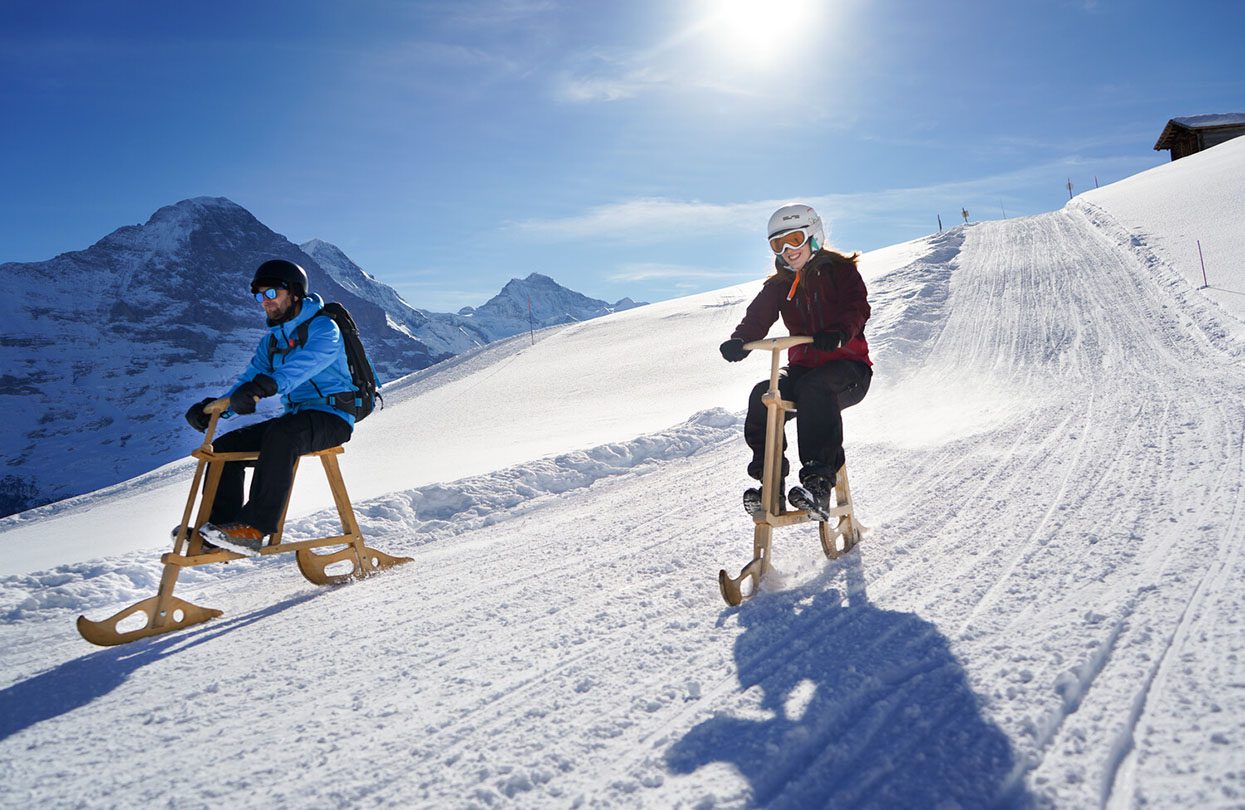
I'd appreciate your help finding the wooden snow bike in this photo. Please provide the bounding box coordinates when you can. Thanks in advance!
[77,398,411,646]
[718,336,863,606]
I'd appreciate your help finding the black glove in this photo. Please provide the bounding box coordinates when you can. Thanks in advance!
[812,330,847,352]
[719,339,750,362]
[184,397,216,433]
[229,374,278,415]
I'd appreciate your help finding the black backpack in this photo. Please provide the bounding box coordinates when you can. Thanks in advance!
[266,302,383,421]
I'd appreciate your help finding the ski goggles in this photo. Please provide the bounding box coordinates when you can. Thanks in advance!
[254,287,284,302]
[768,228,812,254]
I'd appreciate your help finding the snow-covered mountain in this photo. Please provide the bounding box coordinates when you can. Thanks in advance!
[0,198,442,517]
[303,237,645,353]
[459,271,644,342]
[0,199,643,518]
[2,139,1243,808]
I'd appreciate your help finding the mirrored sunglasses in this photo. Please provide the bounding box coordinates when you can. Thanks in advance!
[769,228,812,254]
[254,288,282,302]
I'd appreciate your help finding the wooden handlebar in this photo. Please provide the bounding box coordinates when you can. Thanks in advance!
[205,397,232,415]
[742,335,813,352]
[198,394,256,449]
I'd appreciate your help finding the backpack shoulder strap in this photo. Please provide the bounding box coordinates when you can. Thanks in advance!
[294,310,330,348]
[266,311,323,365]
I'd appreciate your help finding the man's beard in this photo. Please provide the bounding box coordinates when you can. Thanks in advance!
[266,299,298,326]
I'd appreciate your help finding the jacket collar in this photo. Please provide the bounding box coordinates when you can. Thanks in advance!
[773,248,838,275]
[269,293,324,335]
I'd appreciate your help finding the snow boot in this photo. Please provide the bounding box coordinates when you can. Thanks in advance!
[788,470,834,522]
[743,482,786,518]
[198,522,266,556]
[170,525,221,553]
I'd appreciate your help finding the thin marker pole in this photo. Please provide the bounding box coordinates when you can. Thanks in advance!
[1197,240,1209,288]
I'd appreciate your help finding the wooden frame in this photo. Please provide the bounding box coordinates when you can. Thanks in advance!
[718,336,863,606]
[76,398,411,646]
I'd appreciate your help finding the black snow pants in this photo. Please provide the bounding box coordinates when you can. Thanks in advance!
[208,410,352,534]
[743,359,872,483]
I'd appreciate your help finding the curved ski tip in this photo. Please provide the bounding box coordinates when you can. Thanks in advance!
[718,569,743,607]
[76,613,131,647]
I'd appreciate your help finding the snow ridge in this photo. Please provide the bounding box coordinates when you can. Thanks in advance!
[859,227,966,381]
[0,408,740,623]
[1072,198,1245,361]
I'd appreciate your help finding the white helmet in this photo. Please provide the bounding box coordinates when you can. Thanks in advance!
[767,203,825,253]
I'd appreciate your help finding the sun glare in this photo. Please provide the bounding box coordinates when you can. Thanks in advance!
[707,0,822,66]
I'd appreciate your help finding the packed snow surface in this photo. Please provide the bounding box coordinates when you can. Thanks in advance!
[1082,136,1245,343]
[2,138,1244,808]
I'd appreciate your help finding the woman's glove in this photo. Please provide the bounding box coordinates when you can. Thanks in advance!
[812,331,847,352]
[719,339,750,362]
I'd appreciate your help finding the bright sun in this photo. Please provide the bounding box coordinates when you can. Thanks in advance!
[707,0,822,65]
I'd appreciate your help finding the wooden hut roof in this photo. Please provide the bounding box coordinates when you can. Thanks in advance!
[1154,113,1245,150]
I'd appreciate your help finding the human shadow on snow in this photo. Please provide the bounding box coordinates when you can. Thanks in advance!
[0,590,323,742]
[666,552,1032,809]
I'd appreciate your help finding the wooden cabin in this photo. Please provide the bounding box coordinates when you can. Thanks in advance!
[1154,114,1245,160]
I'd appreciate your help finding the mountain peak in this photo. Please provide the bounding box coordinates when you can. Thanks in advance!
[147,196,248,223]
[122,197,261,256]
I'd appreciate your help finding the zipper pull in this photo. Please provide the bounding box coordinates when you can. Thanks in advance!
[786,269,801,302]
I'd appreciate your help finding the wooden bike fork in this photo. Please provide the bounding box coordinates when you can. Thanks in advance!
[77,398,239,646]
[718,336,811,606]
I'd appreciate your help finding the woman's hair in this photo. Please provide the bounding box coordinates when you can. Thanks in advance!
[765,248,861,284]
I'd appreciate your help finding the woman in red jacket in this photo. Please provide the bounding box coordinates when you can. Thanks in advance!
[719,203,872,516]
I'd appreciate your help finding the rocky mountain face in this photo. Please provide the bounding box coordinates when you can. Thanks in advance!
[0,198,644,517]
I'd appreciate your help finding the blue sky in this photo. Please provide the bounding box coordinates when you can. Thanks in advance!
[2,0,1242,311]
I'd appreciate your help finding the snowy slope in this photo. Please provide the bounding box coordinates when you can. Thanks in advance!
[2,147,1245,808]
[1080,136,1245,345]
[0,233,951,576]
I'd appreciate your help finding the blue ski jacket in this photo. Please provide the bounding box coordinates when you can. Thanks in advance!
[229,293,356,428]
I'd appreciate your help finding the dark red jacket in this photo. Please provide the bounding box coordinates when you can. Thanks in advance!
[731,249,872,367]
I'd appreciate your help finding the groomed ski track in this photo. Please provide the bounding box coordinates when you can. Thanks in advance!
[2,204,1244,808]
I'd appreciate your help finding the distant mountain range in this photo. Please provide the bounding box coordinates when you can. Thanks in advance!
[0,197,644,516]
[300,239,639,354]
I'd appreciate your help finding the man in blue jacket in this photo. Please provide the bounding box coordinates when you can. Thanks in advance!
[183,259,355,554]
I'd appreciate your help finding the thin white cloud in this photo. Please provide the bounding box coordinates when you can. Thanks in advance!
[511,197,776,241]
[607,263,757,282]
[554,64,661,103]
[450,0,559,25]
[509,154,1159,244]
[370,40,526,77]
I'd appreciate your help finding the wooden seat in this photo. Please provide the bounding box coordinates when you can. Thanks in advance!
[77,400,411,646]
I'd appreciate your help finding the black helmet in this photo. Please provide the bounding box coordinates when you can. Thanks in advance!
[251,259,308,298]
